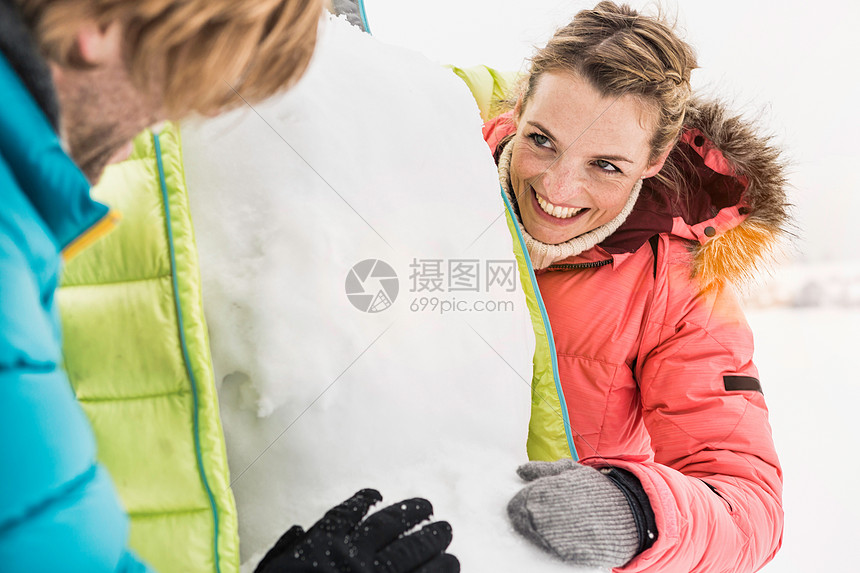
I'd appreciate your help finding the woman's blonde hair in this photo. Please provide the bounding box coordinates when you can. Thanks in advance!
[516,1,697,166]
[16,0,324,116]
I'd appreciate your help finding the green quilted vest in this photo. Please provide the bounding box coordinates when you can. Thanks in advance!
[447,64,520,121]
[58,124,239,573]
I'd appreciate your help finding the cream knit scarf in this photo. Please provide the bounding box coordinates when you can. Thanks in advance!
[498,140,642,270]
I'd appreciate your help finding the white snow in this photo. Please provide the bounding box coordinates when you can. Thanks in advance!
[183,16,580,572]
[744,260,860,309]
[747,308,860,573]
[179,11,860,573]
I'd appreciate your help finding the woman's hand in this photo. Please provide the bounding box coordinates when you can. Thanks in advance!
[508,459,649,569]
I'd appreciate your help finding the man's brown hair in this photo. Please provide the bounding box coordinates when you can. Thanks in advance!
[16,0,324,116]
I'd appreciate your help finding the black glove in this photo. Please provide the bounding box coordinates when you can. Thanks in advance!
[255,488,460,573]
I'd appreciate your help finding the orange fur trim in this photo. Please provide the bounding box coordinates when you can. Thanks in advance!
[693,220,781,291]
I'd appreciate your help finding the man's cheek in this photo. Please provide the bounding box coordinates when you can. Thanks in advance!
[106,140,134,165]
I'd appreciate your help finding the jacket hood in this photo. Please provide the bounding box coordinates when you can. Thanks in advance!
[485,97,792,291]
[657,97,791,290]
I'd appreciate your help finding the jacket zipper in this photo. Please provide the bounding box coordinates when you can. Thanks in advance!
[547,259,612,270]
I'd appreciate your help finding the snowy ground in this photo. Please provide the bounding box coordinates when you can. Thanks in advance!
[181,14,859,573]
[747,308,860,573]
[743,261,860,310]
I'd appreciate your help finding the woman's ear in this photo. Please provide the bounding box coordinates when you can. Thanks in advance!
[642,145,673,179]
[513,94,524,126]
[75,20,122,66]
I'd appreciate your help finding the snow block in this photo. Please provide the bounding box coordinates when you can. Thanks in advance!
[182,15,582,572]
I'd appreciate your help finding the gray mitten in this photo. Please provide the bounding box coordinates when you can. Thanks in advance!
[507,459,640,568]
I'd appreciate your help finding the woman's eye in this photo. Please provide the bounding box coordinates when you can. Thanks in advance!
[530,133,552,148]
[595,159,621,173]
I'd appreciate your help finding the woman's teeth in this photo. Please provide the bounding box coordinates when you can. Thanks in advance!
[536,194,583,219]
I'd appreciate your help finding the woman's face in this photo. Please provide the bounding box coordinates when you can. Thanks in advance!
[510,72,666,245]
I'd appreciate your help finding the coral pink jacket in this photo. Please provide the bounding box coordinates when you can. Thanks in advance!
[486,102,786,572]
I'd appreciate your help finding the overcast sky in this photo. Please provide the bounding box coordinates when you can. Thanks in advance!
[364,0,860,262]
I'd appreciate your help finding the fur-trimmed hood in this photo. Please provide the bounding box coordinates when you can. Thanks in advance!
[484,97,791,291]
[643,97,791,290]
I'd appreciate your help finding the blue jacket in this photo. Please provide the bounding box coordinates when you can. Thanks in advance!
[0,47,151,572]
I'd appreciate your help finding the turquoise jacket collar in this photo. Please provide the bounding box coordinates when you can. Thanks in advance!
[0,52,108,251]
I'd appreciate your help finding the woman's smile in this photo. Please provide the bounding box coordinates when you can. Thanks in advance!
[531,186,588,221]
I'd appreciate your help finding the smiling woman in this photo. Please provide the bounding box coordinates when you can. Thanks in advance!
[510,72,666,249]
[496,0,695,268]
[470,1,790,572]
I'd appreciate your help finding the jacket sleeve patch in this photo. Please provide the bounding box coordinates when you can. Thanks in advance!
[723,375,762,394]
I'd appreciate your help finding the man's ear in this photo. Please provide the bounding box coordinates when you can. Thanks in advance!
[642,145,673,179]
[75,20,122,66]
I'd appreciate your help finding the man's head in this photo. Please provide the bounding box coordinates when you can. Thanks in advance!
[16,0,323,182]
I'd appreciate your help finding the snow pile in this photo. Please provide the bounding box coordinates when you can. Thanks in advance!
[182,16,584,572]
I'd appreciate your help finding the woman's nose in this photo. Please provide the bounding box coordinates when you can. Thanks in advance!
[539,162,584,204]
